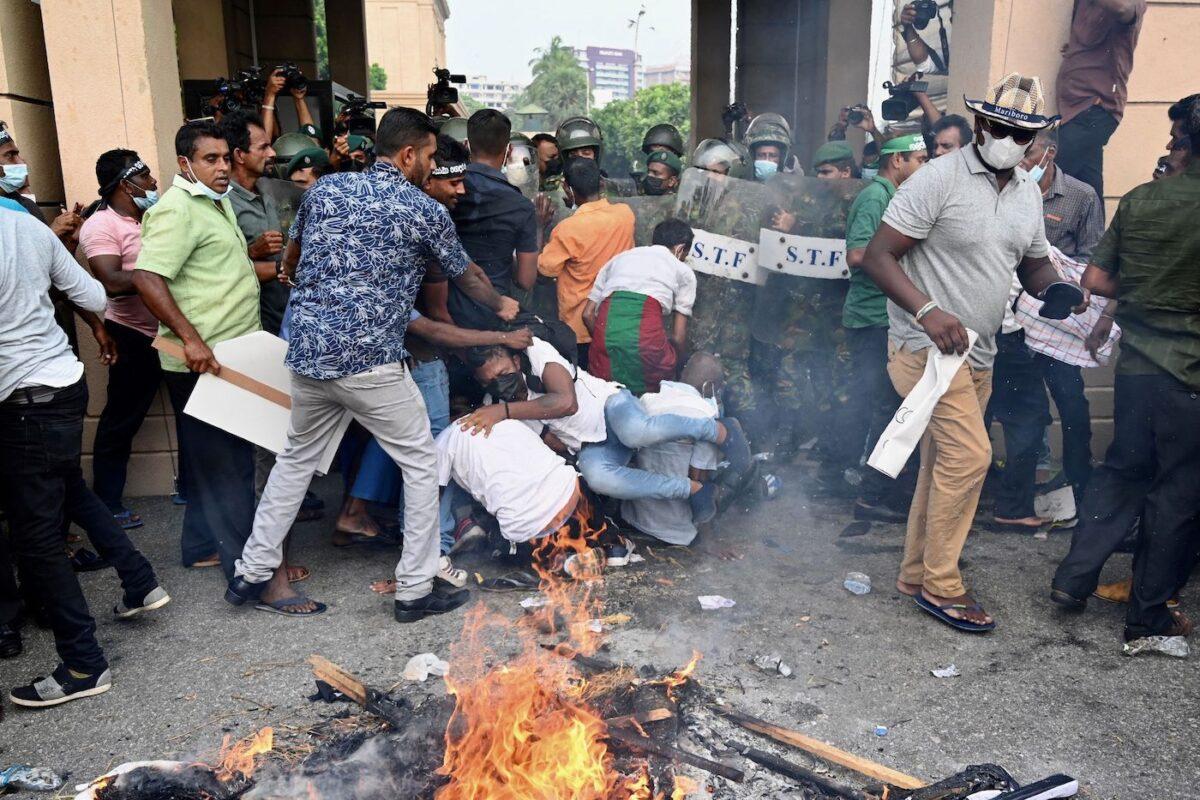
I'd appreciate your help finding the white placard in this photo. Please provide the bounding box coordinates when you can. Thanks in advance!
[183,331,350,475]
[687,229,764,285]
[757,231,849,280]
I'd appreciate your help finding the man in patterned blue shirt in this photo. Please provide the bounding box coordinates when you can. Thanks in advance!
[228,107,517,623]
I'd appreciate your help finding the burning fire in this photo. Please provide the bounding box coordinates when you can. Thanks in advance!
[436,499,619,799]
[213,726,273,782]
[654,651,702,702]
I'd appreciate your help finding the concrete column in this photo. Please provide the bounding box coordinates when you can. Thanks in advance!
[690,0,732,145]
[253,0,319,79]
[41,0,186,496]
[174,0,231,79]
[366,0,450,109]
[327,0,369,95]
[0,0,65,211]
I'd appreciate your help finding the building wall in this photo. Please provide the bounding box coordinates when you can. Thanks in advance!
[365,0,449,109]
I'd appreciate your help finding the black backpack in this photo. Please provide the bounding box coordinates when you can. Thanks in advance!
[504,311,579,390]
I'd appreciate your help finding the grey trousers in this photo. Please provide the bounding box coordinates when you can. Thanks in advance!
[236,362,439,601]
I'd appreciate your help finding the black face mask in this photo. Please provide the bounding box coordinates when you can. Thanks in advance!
[643,175,669,196]
[543,156,563,177]
[486,371,526,402]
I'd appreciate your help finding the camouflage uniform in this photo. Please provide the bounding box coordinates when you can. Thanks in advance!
[750,174,862,455]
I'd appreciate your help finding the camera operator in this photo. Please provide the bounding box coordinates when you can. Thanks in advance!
[830,105,883,143]
[899,1,949,76]
[260,65,316,142]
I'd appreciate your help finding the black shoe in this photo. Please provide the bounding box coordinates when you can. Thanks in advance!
[69,548,110,573]
[0,624,22,659]
[853,499,907,524]
[1050,587,1087,612]
[10,663,112,708]
[225,576,269,606]
[394,587,470,623]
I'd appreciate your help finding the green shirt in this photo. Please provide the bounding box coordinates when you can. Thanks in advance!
[841,175,896,329]
[1092,161,1200,390]
[135,174,262,372]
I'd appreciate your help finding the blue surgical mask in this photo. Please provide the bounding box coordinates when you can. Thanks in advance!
[1027,150,1051,185]
[184,158,231,201]
[754,160,778,181]
[0,163,29,194]
[860,166,879,180]
[129,184,159,211]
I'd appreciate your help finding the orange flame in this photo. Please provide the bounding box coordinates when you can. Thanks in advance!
[436,499,617,799]
[654,651,702,702]
[213,726,273,782]
[672,775,700,799]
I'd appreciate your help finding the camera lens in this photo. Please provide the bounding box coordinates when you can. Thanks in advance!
[847,110,864,126]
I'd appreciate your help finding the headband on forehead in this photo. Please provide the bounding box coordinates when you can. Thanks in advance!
[0,129,11,146]
[429,162,467,179]
[99,158,149,197]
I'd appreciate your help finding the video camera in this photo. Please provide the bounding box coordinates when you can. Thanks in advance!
[210,63,310,115]
[426,67,466,116]
[336,93,386,137]
[880,74,928,121]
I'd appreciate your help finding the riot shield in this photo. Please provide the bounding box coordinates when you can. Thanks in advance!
[256,177,306,243]
[505,141,540,200]
[750,172,863,347]
[610,193,677,246]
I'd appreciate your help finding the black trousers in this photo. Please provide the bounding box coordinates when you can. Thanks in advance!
[1055,106,1118,203]
[1052,373,1200,639]
[836,326,903,502]
[91,320,167,511]
[986,330,1051,519]
[1034,353,1093,495]
[163,372,255,579]
[0,380,158,672]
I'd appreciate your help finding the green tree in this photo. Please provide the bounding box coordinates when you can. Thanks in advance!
[313,0,329,79]
[460,93,487,116]
[592,83,691,178]
[369,62,388,91]
[512,36,590,127]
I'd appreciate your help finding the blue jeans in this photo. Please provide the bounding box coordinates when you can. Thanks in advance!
[577,389,719,501]
[349,359,455,551]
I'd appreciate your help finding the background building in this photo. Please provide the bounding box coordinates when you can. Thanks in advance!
[576,46,643,104]
[463,75,524,110]
[644,61,691,87]
[365,0,451,109]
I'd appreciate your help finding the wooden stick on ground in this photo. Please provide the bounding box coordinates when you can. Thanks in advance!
[604,708,674,728]
[539,642,621,673]
[713,705,925,790]
[606,725,744,783]
[732,743,873,800]
[308,655,367,705]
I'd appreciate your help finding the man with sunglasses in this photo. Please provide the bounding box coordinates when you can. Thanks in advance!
[861,74,1089,634]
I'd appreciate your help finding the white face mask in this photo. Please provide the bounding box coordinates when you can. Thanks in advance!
[0,163,29,193]
[183,158,231,201]
[977,129,1030,170]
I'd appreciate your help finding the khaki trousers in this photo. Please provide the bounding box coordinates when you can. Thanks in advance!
[887,344,993,597]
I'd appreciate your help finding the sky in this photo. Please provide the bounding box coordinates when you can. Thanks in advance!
[444,0,692,85]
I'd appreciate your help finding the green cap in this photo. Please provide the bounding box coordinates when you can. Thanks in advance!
[646,150,683,175]
[299,123,322,141]
[880,133,927,155]
[813,140,854,167]
[286,147,330,177]
[346,134,374,154]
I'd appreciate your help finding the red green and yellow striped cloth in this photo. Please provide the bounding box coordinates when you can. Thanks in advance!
[588,290,677,395]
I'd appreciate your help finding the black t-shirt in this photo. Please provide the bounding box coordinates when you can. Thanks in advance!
[448,164,537,330]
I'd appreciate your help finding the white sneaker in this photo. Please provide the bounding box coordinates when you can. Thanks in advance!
[113,586,171,620]
[437,555,468,589]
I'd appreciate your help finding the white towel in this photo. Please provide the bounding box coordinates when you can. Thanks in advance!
[868,330,978,479]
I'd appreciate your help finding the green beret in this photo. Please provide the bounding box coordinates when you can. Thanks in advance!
[346,134,374,153]
[880,133,927,155]
[299,123,322,141]
[646,150,683,175]
[813,140,855,167]
[286,147,330,177]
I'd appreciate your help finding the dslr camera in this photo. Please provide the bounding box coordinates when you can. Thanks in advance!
[880,75,928,121]
[846,104,870,126]
[427,67,466,115]
[908,0,940,30]
[274,61,308,93]
[211,76,247,113]
[337,93,387,137]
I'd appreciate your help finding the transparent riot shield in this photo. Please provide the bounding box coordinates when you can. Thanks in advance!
[256,177,307,244]
[750,172,864,347]
[505,141,540,200]
[610,193,678,246]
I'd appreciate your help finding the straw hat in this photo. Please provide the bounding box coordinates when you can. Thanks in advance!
[964,72,1060,131]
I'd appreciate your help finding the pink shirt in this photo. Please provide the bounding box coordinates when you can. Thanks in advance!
[79,207,158,337]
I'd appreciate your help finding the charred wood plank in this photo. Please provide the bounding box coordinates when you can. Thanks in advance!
[605,725,744,783]
[731,742,874,800]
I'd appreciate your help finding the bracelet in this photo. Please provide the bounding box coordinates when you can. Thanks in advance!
[261,104,275,111]
[914,300,939,322]
[503,401,511,419]
[1100,312,1115,320]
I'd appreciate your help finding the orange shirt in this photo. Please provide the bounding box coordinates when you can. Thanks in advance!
[538,198,635,343]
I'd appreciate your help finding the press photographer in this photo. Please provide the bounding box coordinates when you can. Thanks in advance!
[900,1,951,75]
[427,67,466,117]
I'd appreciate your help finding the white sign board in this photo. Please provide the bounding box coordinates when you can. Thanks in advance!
[687,229,764,285]
[757,231,849,280]
[183,331,350,475]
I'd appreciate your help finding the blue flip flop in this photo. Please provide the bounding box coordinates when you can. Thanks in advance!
[255,596,327,617]
[914,593,995,633]
[113,509,144,530]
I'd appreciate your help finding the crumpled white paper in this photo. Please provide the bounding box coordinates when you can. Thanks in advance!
[698,595,736,610]
[403,652,450,681]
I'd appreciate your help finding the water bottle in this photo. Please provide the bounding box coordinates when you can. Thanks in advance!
[843,572,872,595]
